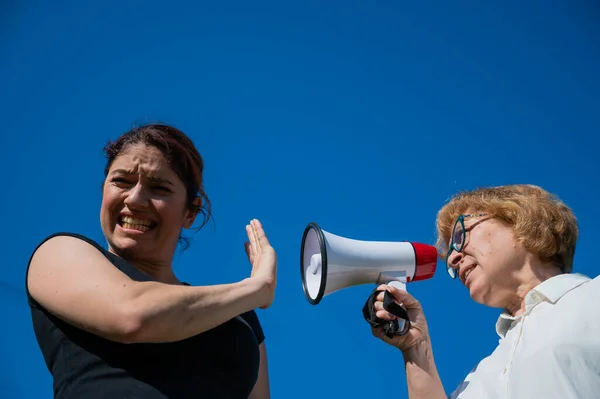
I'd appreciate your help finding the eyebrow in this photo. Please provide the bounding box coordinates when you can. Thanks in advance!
[111,169,175,186]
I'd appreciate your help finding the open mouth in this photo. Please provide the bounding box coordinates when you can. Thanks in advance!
[118,215,156,233]
[462,266,476,285]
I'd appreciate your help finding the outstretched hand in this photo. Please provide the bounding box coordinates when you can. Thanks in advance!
[244,219,277,309]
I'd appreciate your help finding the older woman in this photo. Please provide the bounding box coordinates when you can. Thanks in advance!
[26,124,277,398]
[367,184,600,398]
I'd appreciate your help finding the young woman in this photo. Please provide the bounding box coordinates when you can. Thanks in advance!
[26,124,277,398]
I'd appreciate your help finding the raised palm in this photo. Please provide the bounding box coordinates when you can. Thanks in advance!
[244,219,277,309]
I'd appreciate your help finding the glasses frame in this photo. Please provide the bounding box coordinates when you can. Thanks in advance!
[446,213,488,279]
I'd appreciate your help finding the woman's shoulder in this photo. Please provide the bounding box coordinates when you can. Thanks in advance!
[27,232,147,281]
[30,232,108,257]
[26,232,109,302]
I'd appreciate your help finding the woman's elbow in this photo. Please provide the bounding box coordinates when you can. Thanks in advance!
[102,305,146,344]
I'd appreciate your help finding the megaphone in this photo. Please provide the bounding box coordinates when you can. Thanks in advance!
[300,222,438,305]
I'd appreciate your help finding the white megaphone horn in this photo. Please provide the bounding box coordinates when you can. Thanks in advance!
[300,222,438,305]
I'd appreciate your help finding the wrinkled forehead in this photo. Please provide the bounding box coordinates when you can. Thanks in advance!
[108,144,181,181]
[110,145,165,170]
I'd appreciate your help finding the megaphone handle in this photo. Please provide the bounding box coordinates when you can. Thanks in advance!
[382,290,410,328]
[362,289,410,338]
[384,281,409,332]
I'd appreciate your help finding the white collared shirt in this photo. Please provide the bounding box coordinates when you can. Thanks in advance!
[450,273,600,399]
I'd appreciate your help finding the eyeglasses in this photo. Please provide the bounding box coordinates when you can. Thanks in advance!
[446,213,487,279]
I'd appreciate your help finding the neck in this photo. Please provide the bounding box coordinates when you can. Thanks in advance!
[108,246,181,285]
[505,257,561,317]
[131,259,181,285]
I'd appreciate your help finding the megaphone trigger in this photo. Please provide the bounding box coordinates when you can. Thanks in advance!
[362,289,410,338]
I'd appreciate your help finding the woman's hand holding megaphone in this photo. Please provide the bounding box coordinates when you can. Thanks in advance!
[371,284,430,352]
[244,219,278,309]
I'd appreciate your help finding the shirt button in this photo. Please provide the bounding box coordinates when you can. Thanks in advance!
[531,293,540,301]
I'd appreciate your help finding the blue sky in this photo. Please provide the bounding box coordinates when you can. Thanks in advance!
[1,1,599,397]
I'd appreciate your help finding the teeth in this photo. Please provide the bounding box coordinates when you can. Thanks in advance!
[121,216,153,227]
[120,216,154,232]
[465,269,473,280]
[122,223,150,232]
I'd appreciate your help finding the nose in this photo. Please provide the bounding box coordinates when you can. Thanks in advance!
[447,249,464,272]
[124,183,150,209]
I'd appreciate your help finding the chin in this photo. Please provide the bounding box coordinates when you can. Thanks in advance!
[469,291,485,304]
[468,283,488,305]
[110,239,138,256]
[470,289,500,309]
[108,233,151,257]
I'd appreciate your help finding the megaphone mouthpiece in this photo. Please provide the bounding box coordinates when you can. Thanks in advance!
[300,222,438,305]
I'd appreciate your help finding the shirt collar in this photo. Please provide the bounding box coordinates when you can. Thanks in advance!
[495,273,591,338]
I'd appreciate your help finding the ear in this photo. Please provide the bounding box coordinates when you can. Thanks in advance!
[183,197,202,229]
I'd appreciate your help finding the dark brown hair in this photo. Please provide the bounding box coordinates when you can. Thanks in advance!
[103,123,212,250]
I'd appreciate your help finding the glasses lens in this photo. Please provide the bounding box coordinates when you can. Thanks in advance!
[452,218,464,250]
[445,248,457,279]
[446,263,457,278]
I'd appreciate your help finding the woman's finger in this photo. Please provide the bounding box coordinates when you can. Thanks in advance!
[252,219,273,250]
[246,224,258,254]
[387,286,420,309]
[373,301,384,312]
[374,300,397,320]
[375,310,396,321]
[250,219,262,251]
[376,284,389,291]
[244,241,254,263]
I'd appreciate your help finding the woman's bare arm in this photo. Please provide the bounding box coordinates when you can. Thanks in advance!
[27,235,270,344]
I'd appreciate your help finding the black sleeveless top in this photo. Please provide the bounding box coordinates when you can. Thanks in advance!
[25,233,265,399]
